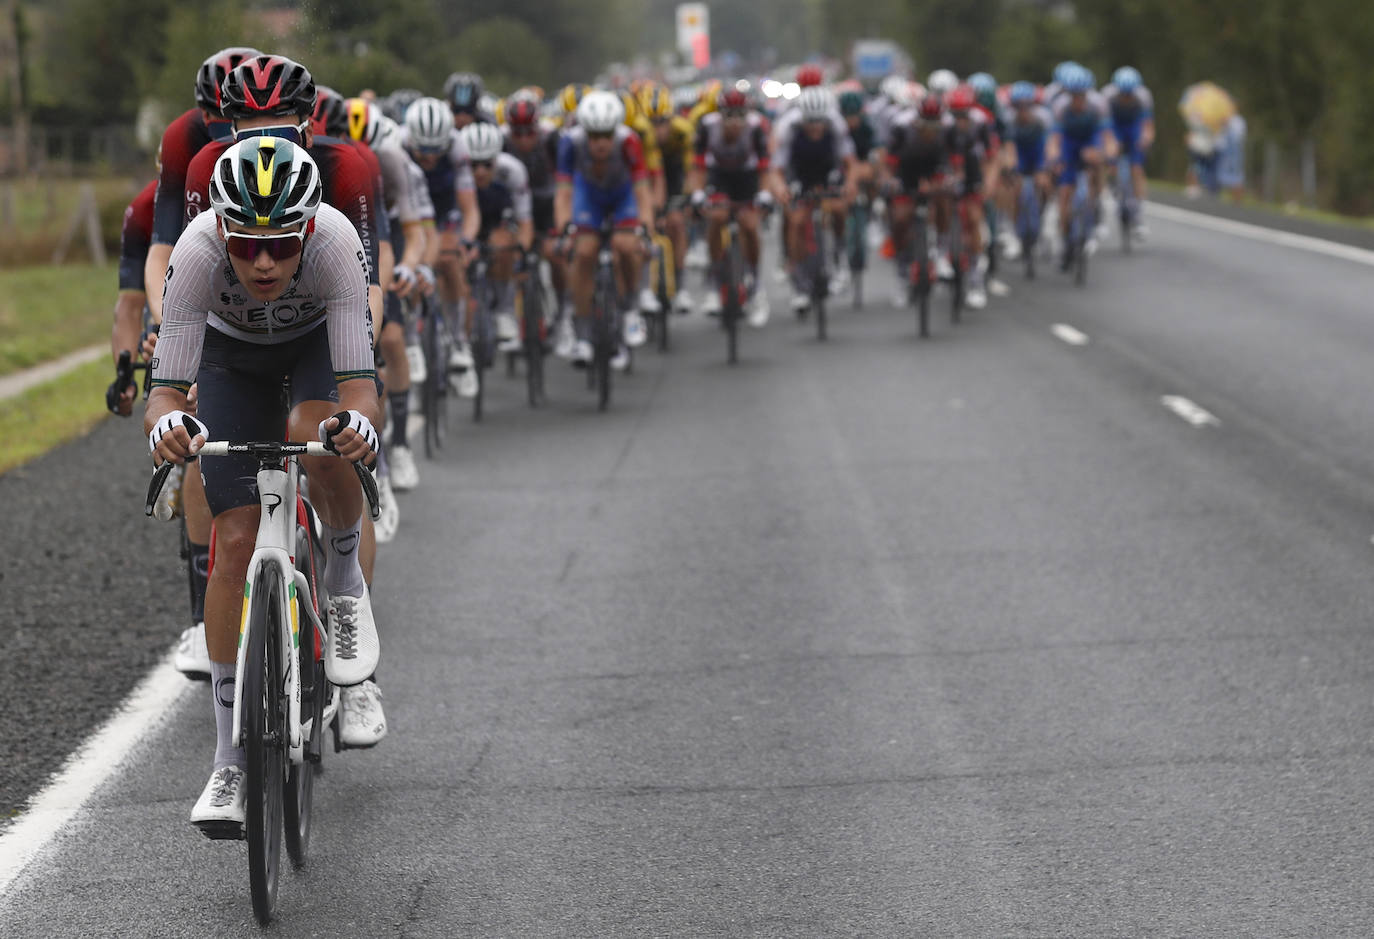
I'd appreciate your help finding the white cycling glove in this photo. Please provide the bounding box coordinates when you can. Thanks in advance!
[318,409,379,457]
[148,410,209,457]
[392,264,416,289]
[415,263,436,292]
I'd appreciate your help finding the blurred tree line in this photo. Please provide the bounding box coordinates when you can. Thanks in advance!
[4,0,1371,212]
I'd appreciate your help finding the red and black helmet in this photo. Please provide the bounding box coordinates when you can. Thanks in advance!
[918,96,944,121]
[312,85,349,137]
[221,55,317,122]
[717,87,749,112]
[506,97,539,128]
[796,64,824,88]
[947,84,976,114]
[194,47,260,115]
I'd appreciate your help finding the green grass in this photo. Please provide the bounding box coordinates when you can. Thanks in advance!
[0,263,115,376]
[1149,178,1374,233]
[0,176,142,267]
[0,358,115,475]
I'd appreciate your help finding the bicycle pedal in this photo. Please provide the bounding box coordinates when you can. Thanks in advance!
[195,820,246,841]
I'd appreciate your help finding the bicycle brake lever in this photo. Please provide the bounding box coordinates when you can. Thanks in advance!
[353,462,381,521]
[144,461,175,517]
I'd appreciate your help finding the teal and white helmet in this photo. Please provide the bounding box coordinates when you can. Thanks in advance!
[209,137,321,229]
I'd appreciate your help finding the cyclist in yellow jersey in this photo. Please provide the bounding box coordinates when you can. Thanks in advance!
[640,84,696,312]
[687,80,721,128]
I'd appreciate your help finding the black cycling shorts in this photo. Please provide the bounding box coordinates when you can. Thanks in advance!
[195,326,338,517]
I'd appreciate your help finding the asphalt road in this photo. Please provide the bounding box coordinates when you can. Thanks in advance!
[6,209,1374,936]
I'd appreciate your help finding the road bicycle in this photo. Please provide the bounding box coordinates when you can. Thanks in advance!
[1015,173,1044,280]
[1116,152,1139,253]
[792,181,844,342]
[843,192,869,310]
[1066,168,1095,287]
[146,434,378,924]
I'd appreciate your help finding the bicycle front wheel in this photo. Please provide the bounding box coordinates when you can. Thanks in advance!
[284,523,324,869]
[244,562,286,924]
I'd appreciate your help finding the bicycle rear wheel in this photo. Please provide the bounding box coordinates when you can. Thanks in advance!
[723,233,742,364]
[811,211,829,341]
[244,562,286,924]
[471,317,489,423]
[593,273,616,410]
[522,277,545,407]
[421,308,443,458]
[284,520,324,869]
[949,206,964,324]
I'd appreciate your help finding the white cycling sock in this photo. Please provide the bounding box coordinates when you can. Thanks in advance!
[322,517,366,598]
[212,661,245,770]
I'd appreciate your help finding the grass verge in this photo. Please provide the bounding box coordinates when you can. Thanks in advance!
[1149,178,1374,233]
[0,263,115,376]
[0,358,117,475]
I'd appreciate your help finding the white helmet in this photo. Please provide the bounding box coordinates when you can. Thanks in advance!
[371,115,400,151]
[577,90,624,133]
[927,69,959,96]
[404,96,453,150]
[797,86,834,121]
[209,138,321,229]
[460,122,504,162]
[880,74,909,104]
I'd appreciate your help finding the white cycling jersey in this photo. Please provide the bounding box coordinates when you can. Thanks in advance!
[770,106,856,161]
[150,203,375,393]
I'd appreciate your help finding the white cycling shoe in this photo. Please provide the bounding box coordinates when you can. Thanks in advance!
[338,680,388,747]
[747,290,771,328]
[448,341,474,372]
[1002,238,1022,261]
[405,343,426,385]
[700,290,723,317]
[554,319,577,359]
[623,310,648,348]
[611,345,631,371]
[829,267,850,296]
[672,291,695,315]
[935,255,955,281]
[496,312,521,353]
[456,368,479,399]
[374,476,399,544]
[572,339,593,368]
[174,622,211,680]
[326,586,379,687]
[790,290,810,314]
[966,285,988,310]
[388,444,419,491]
[191,765,246,840]
[636,287,662,315]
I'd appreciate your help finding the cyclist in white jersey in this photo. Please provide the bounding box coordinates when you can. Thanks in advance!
[146,139,382,836]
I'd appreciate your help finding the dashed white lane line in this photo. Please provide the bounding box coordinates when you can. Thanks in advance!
[1148,202,1374,269]
[1051,323,1090,346]
[0,653,190,900]
[1161,395,1221,428]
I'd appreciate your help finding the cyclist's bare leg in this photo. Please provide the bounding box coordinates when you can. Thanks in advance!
[379,321,409,395]
[889,199,913,258]
[570,232,598,321]
[665,209,687,275]
[738,206,761,270]
[205,505,261,663]
[610,230,642,303]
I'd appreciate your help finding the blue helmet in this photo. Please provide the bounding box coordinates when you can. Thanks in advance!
[1052,61,1080,86]
[1062,65,1094,94]
[1009,81,1037,105]
[1112,66,1143,93]
[968,72,996,95]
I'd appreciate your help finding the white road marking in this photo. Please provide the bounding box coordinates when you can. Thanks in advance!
[1161,395,1221,428]
[1051,323,1090,346]
[0,654,190,899]
[1148,202,1374,269]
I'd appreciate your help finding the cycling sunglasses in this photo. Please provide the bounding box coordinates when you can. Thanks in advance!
[224,228,307,262]
[234,121,310,145]
[586,130,615,140]
[471,158,494,169]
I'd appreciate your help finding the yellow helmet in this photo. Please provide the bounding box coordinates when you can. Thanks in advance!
[559,83,590,115]
[698,80,722,109]
[492,97,506,126]
[619,89,641,124]
[638,83,673,120]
